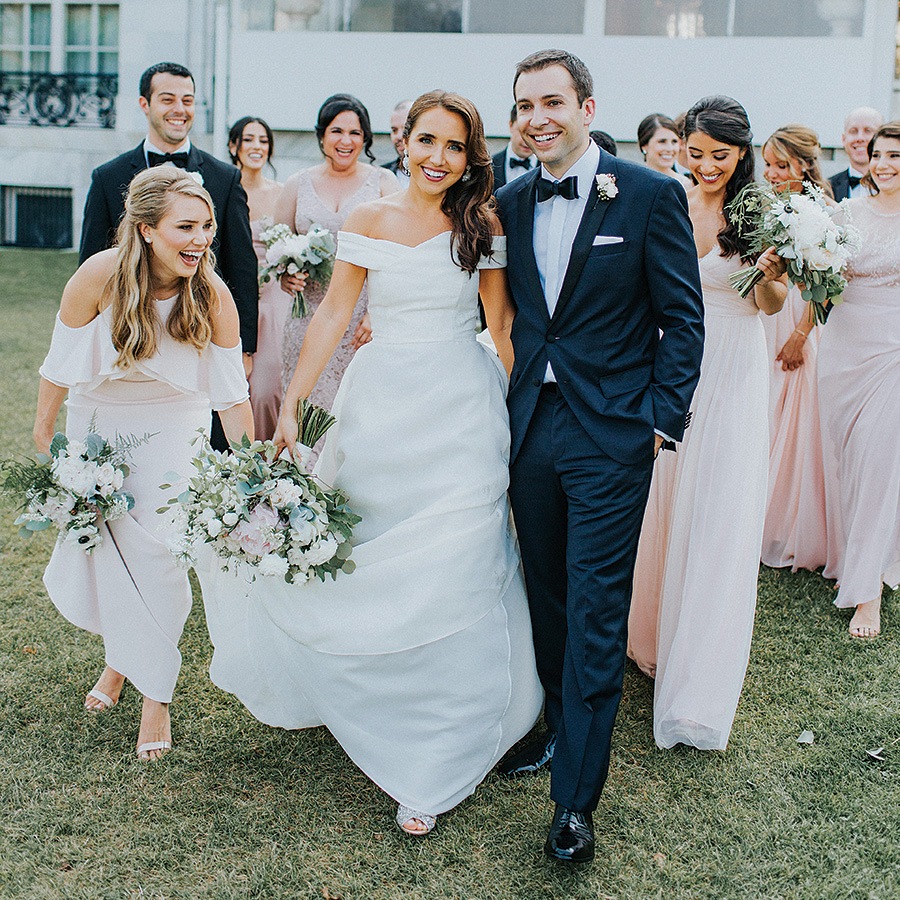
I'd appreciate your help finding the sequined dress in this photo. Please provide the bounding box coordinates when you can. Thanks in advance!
[818,197,900,606]
[280,167,380,409]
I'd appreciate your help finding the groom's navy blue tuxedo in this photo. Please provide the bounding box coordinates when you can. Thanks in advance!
[497,147,704,812]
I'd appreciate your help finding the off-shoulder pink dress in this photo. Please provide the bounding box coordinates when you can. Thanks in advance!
[628,248,769,750]
[39,297,248,702]
[818,197,900,607]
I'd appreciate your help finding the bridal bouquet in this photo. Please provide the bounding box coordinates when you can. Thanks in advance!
[258,220,336,319]
[1,430,145,553]
[161,404,359,584]
[726,182,860,324]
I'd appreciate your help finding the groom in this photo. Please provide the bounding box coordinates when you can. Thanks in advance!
[496,50,704,863]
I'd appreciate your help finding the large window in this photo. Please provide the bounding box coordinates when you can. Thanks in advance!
[0,1,117,72]
[242,0,585,34]
[0,3,51,72]
[605,0,865,37]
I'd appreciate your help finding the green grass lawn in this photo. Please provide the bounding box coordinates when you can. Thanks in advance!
[0,247,897,899]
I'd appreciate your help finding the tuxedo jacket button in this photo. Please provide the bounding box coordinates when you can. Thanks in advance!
[532,378,542,387]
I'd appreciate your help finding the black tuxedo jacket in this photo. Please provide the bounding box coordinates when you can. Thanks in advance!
[382,158,402,175]
[492,149,508,190]
[496,150,704,465]
[79,143,259,352]
[829,169,852,203]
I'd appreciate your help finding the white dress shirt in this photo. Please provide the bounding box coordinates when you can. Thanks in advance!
[533,140,600,382]
[505,145,537,184]
[143,137,192,166]
[847,166,867,199]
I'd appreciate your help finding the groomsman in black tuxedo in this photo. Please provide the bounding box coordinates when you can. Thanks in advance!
[79,62,257,449]
[382,99,412,186]
[829,106,884,201]
[492,104,537,189]
[495,50,703,863]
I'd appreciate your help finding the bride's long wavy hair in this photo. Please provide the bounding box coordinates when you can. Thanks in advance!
[403,91,495,275]
[103,167,218,369]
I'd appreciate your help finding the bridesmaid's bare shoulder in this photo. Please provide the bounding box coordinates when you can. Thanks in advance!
[61,249,117,326]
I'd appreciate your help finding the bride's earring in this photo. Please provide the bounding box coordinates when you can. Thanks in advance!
[402,151,409,174]
[461,165,472,183]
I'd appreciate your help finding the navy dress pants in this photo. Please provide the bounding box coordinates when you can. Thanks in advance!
[509,385,654,812]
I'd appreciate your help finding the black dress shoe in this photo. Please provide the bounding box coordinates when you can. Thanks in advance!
[544,804,595,863]
[496,731,556,777]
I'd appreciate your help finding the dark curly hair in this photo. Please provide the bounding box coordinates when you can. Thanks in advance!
[403,90,495,276]
[684,95,756,261]
[315,94,376,163]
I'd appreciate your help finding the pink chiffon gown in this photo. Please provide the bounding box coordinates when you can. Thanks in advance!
[628,248,769,750]
[760,285,828,570]
[248,219,293,441]
[39,298,248,702]
[818,196,900,608]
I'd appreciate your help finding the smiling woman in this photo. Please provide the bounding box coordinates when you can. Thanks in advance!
[32,167,253,763]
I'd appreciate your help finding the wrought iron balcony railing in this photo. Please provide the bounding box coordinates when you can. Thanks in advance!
[0,72,118,128]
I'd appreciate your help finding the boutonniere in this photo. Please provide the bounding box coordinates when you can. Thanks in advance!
[185,170,204,187]
[595,174,618,201]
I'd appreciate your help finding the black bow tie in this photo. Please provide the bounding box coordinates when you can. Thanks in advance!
[148,150,189,169]
[847,174,861,189]
[536,176,579,202]
[510,156,532,170]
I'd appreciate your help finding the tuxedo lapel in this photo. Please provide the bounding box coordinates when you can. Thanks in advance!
[514,169,550,323]
[551,155,617,323]
[188,145,205,175]
[129,143,147,173]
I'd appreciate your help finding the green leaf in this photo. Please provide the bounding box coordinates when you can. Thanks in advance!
[49,433,68,456]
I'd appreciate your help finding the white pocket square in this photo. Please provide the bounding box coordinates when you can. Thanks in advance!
[592,235,624,246]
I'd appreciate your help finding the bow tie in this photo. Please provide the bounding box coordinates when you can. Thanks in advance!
[510,156,532,170]
[148,151,189,169]
[847,174,861,189]
[536,176,579,202]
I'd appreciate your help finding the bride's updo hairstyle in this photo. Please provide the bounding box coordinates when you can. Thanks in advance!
[763,124,832,197]
[684,95,755,261]
[104,167,218,370]
[403,90,494,275]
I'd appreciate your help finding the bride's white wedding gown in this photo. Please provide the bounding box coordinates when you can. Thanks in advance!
[199,231,543,815]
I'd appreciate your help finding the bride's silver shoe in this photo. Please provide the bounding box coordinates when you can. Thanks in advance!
[396,805,436,836]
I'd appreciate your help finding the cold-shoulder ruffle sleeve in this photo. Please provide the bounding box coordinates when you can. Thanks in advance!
[39,312,248,409]
[477,235,507,270]
[40,314,111,388]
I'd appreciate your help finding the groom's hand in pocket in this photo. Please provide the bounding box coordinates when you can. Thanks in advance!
[653,433,665,459]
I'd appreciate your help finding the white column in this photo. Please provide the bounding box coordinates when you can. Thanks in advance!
[212,0,230,158]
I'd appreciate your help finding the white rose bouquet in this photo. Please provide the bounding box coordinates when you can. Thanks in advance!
[160,405,359,584]
[258,220,336,319]
[726,182,860,324]
[2,430,147,553]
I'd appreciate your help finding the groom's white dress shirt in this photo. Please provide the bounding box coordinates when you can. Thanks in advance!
[533,140,600,383]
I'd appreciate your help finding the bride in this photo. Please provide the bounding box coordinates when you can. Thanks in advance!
[199,90,543,835]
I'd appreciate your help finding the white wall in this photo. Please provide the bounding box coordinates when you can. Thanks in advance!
[227,1,898,147]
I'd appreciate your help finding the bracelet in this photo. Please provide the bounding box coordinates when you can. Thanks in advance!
[792,328,808,339]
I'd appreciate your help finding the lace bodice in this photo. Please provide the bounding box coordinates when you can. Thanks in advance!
[294,166,383,237]
[335,231,506,343]
[844,197,900,288]
[699,247,759,317]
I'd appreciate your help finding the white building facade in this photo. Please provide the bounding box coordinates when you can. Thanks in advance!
[2,0,899,249]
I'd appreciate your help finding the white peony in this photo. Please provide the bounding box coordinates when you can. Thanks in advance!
[257,553,289,578]
[304,535,339,567]
[53,457,98,496]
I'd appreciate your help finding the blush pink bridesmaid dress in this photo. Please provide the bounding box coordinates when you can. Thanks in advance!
[818,196,900,609]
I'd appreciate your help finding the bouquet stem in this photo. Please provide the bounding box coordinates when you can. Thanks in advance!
[297,398,336,449]
[728,265,764,299]
[291,291,309,319]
